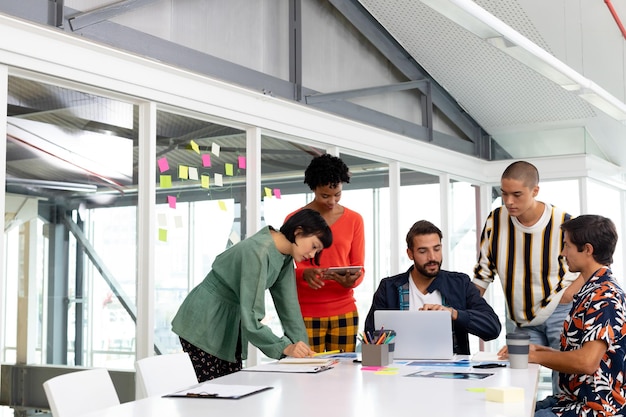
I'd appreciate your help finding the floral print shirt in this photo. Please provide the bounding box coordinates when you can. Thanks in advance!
[553,267,626,417]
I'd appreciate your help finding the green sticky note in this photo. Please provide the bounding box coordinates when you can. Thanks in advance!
[225,163,234,176]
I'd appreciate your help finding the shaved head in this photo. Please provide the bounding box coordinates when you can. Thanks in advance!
[502,161,539,188]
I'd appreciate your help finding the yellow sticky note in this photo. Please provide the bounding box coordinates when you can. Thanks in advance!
[375,368,399,375]
[201,175,210,189]
[179,165,189,179]
[218,200,227,211]
[264,187,272,197]
[485,387,524,403]
[190,140,200,154]
[158,228,167,242]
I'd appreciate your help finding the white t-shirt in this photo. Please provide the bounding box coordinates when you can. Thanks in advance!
[408,275,442,310]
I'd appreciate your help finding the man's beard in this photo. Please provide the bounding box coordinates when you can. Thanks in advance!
[416,261,441,278]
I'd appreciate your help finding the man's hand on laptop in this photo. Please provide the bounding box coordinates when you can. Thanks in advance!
[420,304,458,320]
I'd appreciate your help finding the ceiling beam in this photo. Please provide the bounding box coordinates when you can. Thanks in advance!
[328,0,490,157]
[68,0,158,31]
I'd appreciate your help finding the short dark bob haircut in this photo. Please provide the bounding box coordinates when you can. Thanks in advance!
[280,208,333,265]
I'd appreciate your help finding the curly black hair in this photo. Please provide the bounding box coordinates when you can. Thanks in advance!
[303,154,351,190]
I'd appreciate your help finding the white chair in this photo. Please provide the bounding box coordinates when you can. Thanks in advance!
[135,352,198,399]
[43,368,120,417]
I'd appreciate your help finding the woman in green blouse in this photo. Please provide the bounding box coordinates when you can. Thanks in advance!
[172,208,333,381]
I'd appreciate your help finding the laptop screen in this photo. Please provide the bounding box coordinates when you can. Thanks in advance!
[374,310,454,360]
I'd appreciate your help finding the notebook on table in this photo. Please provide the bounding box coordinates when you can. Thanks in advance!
[374,310,454,360]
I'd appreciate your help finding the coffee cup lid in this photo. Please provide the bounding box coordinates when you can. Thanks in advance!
[506,332,530,340]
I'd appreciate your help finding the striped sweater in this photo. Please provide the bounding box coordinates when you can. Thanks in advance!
[473,203,578,326]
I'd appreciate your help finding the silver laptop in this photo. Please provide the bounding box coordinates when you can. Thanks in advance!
[374,310,454,360]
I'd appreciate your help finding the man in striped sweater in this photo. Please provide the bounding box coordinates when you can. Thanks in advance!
[473,161,583,394]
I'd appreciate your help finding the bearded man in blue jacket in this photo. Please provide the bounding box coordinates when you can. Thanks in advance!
[364,220,501,355]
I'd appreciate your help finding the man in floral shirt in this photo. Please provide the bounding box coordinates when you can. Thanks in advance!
[501,214,626,417]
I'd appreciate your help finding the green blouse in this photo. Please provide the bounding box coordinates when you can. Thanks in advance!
[171,226,308,362]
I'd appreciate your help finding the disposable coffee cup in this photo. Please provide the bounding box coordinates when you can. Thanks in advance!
[506,332,530,369]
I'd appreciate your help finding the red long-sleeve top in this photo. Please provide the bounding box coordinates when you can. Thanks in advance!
[286,207,365,317]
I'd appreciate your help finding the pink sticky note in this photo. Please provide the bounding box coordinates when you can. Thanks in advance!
[361,366,386,371]
[167,195,176,209]
[202,154,212,167]
[238,156,246,169]
[273,188,282,199]
[158,157,169,173]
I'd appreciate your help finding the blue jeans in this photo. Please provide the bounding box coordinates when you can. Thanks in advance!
[506,302,571,395]
[534,395,559,417]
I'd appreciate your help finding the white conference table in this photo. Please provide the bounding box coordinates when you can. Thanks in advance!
[84,359,540,417]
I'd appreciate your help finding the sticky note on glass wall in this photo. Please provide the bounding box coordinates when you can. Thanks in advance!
[190,140,200,154]
[157,213,167,227]
[218,200,227,211]
[179,165,189,179]
[202,154,212,167]
[274,188,282,199]
[174,215,183,229]
[238,156,246,169]
[225,163,234,176]
[214,173,223,187]
[211,143,220,157]
[168,195,176,209]
[160,175,172,188]
[229,230,241,244]
[264,187,272,197]
[158,157,169,173]
[158,228,167,242]
[201,175,210,189]
[188,167,199,180]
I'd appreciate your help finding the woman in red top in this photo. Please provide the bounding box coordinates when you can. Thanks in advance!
[285,154,365,353]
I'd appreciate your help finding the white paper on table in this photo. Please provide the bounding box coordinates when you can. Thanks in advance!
[471,351,508,363]
[165,382,272,399]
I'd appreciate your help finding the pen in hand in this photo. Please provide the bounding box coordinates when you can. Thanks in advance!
[313,349,343,356]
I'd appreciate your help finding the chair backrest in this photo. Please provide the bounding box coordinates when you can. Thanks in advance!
[135,352,198,399]
[43,368,120,417]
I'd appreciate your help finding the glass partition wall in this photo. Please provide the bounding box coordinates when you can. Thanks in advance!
[5,75,138,367]
[4,72,625,371]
